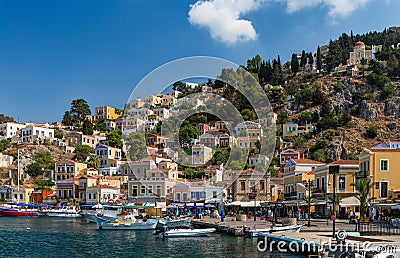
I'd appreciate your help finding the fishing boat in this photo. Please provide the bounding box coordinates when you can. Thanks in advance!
[246,224,302,237]
[94,210,158,230]
[0,204,39,217]
[156,216,192,229]
[161,228,216,238]
[43,206,81,217]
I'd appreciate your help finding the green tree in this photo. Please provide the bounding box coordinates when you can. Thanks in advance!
[53,128,63,139]
[285,81,299,98]
[308,52,314,66]
[290,54,299,75]
[299,112,313,124]
[387,54,400,78]
[212,148,230,165]
[95,118,108,132]
[300,50,307,68]
[0,139,10,152]
[316,45,322,71]
[32,150,54,170]
[380,85,396,100]
[82,119,93,135]
[62,99,91,128]
[86,154,101,169]
[33,179,54,190]
[124,131,147,161]
[179,122,198,146]
[75,144,94,162]
[106,130,123,149]
[366,125,377,138]
[26,162,43,177]
[0,114,14,124]
[333,82,346,92]
[241,109,256,121]
[351,179,372,221]
[310,149,327,162]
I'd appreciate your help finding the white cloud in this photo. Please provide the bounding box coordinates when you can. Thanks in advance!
[188,0,262,44]
[188,0,373,44]
[284,0,370,18]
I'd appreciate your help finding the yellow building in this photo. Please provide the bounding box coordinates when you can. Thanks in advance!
[86,185,119,204]
[314,160,360,217]
[283,159,324,200]
[192,144,213,165]
[358,144,400,201]
[55,160,88,180]
[127,168,176,203]
[94,106,122,122]
[12,185,34,204]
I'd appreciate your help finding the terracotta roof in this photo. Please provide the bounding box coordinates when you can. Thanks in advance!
[291,159,325,164]
[355,41,365,46]
[370,148,400,152]
[88,184,117,189]
[330,160,359,165]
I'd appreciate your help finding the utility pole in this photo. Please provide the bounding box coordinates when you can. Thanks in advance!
[329,165,340,239]
[17,149,20,203]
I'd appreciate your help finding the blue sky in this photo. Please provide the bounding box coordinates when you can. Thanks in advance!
[0,0,399,123]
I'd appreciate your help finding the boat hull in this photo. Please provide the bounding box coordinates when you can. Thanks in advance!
[162,228,216,238]
[0,210,38,217]
[247,225,302,237]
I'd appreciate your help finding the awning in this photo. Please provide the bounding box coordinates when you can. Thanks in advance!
[225,201,241,206]
[339,196,360,207]
[391,204,400,210]
[283,200,307,207]
[239,201,262,208]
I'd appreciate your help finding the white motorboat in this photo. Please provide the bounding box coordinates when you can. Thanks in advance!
[94,211,158,230]
[162,228,216,238]
[247,224,302,237]
[156,216,192,229]
[44,206,81,217]
[82,204,122,223]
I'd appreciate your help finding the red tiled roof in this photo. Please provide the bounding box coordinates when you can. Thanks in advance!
[88,184,117,189]
[370,148,400,152]
[291,159,325,164]
[330,160,359,165]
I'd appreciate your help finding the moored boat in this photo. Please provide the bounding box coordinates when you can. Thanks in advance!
[43,206,81,217]
[246,224,302,237]
[94,210,158,230]
[82,204,122,223]
[156,216,192,229]
[0,204,39,217]
[162,228,216,238]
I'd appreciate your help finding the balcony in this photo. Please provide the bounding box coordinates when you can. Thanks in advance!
[284,192,297,199]
[356,171,368,179]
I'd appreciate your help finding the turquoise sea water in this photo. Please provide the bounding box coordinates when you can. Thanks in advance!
[0,217,305,257]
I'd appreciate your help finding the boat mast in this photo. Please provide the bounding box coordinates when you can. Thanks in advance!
[17,148,20,203]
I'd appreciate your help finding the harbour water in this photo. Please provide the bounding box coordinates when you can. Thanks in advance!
[0,217,305,257]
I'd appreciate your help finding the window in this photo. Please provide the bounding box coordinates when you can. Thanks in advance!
[316,178,320,189]
[140,185,146,194]
[260,181,265,190]
[148,185,153,194]
[241,181,246,191]
[321,177,325,191]
[380,160,389,172]
[212,191,217,198]
[338,176,346,190]
[132,185,138,196]
[88,193,92,200]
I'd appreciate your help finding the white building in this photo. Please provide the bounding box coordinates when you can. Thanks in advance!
[0,122,26,138]
[0,154,13,168]
[21,126,54,143]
